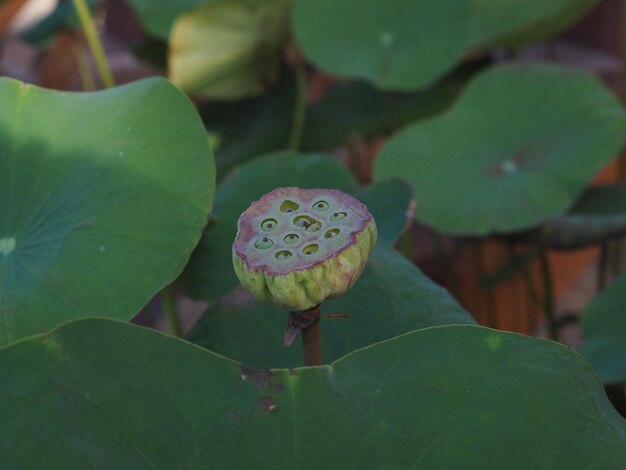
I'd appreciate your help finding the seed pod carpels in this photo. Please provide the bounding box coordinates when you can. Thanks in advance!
[232,187,377,311]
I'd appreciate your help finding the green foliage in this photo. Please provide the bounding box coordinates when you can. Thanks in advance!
[1,318,624,467]
[374,64,626,235]
[354,179,413,245]
[1,0,625,464]
[200,75,295,179]
[292,0,597,91]
[169,0,290,100]
[301,63,479,151]
[579,270,626,384]
[126,0,210,39]
[202,65,476,180]
[519,184,626,249]
[0,78,215,345]
[469,0,598,49]
[293,0,471,90]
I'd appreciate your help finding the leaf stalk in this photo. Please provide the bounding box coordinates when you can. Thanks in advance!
[72,0,114,89]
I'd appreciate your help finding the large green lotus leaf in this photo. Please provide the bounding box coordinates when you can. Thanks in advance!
[169,0,290,100]
[292,0,471,90]
[126,0,210,39]
[0,77,214,345]
[517,184,626,249]
[301,63,479,151]
[2,318,625,467]
[199,75,295,180]
[579,270,626,384]
[374,64,626,235]
[469,0,598,49]
[188,245,473,369]
[180,153,357,302]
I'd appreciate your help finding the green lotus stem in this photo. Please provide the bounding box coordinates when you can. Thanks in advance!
[72,0,114,89]
[283,306,323,365]
[300,305,322,366]
[160,285,182,337]
[288,62,308,151]
[538,249,558,341]
[73,43,96,91]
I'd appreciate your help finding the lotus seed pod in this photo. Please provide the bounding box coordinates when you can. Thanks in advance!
[232,187,377,311]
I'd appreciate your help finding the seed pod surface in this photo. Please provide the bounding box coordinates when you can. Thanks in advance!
[233,187,377,310]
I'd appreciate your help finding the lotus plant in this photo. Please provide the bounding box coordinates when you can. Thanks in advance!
[233,187,377,365]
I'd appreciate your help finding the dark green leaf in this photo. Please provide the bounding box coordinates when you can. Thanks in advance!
[188,245,474,368]
[126,0,210,39]
[470,0,598,49]
[200,75,295,179]
[579,269,626,384]
[0,77,215,345]
[2,318,625,467]
[375,64,626,235]
[573,184,626,215]
[356,180,414,246]
[516,184,626,250]
[292,0,471,90]
[302,63,480,150]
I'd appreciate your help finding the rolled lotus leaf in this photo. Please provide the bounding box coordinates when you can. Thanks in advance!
[233,187,377,310]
